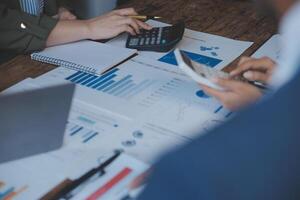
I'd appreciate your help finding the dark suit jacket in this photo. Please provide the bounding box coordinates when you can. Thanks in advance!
[0,0,62,55]
[139,69,300,199]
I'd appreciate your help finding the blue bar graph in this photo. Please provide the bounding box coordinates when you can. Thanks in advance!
[103,75,133,92]
[67,123,99,144]
[72,72,88,83]
[70,126,83,136]
[76,74,94,84]
[65,68,153,98]
[81,75,98,86]
[66,71,82,80]
[92,74,117,89]
[113,83,135,97]
[83,132,99,143]
[97,80,115,91]
[109,80,133,95]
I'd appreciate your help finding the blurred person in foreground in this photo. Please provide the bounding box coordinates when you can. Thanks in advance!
[138,0,300,199]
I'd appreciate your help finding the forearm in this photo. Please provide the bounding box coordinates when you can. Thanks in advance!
[46,7,152,47]
[0,3,58,53]
[46,20,90,47]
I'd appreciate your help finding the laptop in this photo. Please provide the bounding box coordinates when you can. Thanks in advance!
[0,84,75,164]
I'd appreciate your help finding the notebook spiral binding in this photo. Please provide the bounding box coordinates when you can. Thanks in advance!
[31,54,97,74]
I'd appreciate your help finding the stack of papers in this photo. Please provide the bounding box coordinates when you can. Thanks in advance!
[3,21,281,200]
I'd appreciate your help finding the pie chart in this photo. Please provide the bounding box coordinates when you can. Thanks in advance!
[196,90,210,98]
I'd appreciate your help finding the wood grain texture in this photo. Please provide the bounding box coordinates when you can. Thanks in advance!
[0,0,277,92]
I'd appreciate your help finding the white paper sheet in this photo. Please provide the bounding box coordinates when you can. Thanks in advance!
[252,34,281,62]
[0,149,147,200]
[108,20,253,70]
[27,56,231,162]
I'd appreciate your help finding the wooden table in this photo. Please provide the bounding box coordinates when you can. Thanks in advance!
[0,0,277,92]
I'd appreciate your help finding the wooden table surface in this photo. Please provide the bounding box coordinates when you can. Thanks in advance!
[0,0,277,93]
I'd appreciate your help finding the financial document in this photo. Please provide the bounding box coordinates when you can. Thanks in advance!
[0,56,235,200]
[24,56,232,162]
[0,149,148,200]
[0,20,255,200]
[252,34,281,62]
[108,20,253,70]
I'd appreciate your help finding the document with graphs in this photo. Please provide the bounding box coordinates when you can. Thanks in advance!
[6,56,231,163]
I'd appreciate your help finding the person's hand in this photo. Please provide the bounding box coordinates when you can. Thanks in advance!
[230,56,276,84]
[57,7,77,20]
[85,8,152,40]
[201,78,262,111]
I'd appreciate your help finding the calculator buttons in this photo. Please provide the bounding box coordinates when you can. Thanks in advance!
[159,27,163,34]
[126,21,185,52]
[140,38,145,45]
[129,38,139,46]
[145,38,150,45]
[151,38,156,45]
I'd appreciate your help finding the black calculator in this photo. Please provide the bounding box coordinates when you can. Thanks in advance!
[126,21,185,52]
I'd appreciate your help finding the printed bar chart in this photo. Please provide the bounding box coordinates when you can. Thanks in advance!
[66,123,99,144]
[65,68,154,99]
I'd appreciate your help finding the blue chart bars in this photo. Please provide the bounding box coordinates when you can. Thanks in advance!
[65,68,153,98]
[68,123,99,144]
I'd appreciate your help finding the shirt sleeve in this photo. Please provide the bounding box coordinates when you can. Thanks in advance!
[0,3,58,54]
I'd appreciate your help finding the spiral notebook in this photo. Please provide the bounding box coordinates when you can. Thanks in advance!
[31,40,137,75]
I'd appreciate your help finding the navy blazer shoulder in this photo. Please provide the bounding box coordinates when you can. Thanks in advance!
[139,70,300,200]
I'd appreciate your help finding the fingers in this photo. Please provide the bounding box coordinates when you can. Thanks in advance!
[113,8,138,16]
[69,14,77,20]
[119,25,136,35]
[118,17,152,34]
[200,77,262,111]
[119,18,140,34]
[200,84,227,101]
[238,56,252,66]
[212,78,245,91]
[59,12,77,20]
[230,57,275,77]
[243,71,269,82]
[63,14,77,20]
[136,20,153,30]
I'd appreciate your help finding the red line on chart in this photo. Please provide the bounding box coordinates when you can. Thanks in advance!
[87,167,132,200]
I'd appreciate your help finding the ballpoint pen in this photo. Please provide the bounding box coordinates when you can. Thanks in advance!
[49,150,122,200]
[248,80,269,91]
[129,15,162,20]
